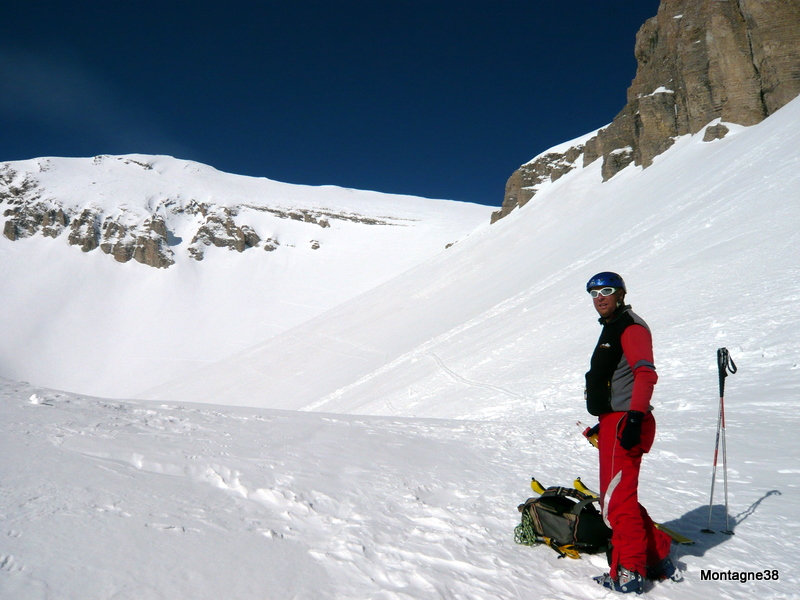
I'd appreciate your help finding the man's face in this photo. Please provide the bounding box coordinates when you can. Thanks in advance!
[590,287,624,320]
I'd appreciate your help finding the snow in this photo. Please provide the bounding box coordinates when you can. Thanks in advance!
[523,128,602,162]
[0,156,492,398]
[2,93,800,598]
[639,87,675,98]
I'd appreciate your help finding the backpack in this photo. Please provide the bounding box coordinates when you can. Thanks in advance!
[514,486,612,559]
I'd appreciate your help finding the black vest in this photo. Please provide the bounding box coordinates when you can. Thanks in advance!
[585,306,648,416]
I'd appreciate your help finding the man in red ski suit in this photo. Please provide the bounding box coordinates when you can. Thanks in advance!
[583,272,679,594]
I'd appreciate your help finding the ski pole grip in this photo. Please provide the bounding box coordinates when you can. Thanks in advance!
[717,347,737,397]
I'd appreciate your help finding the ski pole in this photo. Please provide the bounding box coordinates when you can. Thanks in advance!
[701,400,723,533]
[718,348,737,534]
[702,348,737,534]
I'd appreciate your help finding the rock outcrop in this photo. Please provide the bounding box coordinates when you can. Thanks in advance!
[3,197,177,268]
[495,0,800,221]
[588,0,800,178]
[491,145,585,223]
[129,218,175,268]
[3,203,64,241]
[189,207,261,260]
[95,214,177,267]
[67,209,101,253]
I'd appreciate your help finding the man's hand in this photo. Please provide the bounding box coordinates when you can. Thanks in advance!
[619,411,644,450]
[582,423,599,447]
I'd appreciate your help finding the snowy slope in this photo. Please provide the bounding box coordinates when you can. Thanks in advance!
[2,366,796,600]
[0,155,492,398]
[2,99,800,599]
[145,99,800,422]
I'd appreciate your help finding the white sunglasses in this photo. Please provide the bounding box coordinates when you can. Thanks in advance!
[588,287,618,298]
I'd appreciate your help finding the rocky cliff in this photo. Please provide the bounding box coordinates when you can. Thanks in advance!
[0,156,409,269]
[494,0,800,222]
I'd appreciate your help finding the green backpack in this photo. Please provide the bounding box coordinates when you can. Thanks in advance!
[515,486,612,559]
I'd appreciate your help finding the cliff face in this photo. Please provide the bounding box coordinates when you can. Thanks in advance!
[494,0,800,222]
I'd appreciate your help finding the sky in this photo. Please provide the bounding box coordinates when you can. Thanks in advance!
[1,1,661,206]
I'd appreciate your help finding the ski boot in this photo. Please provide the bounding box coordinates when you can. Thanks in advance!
[647,555,683,582]
[593,566,644,594]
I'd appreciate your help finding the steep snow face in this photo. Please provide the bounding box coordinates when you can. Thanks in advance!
[0,155,492,397]
[145,97,800,423]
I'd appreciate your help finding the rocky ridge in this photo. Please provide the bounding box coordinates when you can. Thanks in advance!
[494,0,800,222]
[491,144,585,224]
[1,160,406,268]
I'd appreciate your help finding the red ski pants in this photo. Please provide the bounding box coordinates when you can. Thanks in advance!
[598,411,672,578]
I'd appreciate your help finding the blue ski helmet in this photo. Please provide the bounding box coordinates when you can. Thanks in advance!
[586,272,626,293]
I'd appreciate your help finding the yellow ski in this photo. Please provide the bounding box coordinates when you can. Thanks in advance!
[530,477,547,494]
[572,478,694,545]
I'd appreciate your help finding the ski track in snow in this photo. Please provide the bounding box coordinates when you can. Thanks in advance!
[429,353,524,401]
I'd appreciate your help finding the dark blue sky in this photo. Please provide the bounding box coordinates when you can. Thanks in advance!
[1,1,660,206]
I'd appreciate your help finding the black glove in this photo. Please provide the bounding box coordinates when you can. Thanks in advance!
[619,411,644,450]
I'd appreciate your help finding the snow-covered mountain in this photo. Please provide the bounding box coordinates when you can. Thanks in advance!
[0,156,492,397]
[2,94,800,600]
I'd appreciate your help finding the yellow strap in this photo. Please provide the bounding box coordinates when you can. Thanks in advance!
[555,543,581,560]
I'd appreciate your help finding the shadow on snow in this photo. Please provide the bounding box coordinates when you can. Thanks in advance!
[660,489,781,562]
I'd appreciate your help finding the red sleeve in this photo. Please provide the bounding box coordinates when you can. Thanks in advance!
[620,324,658,413]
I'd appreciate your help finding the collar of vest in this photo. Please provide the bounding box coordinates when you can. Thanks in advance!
[598,304,632,326]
